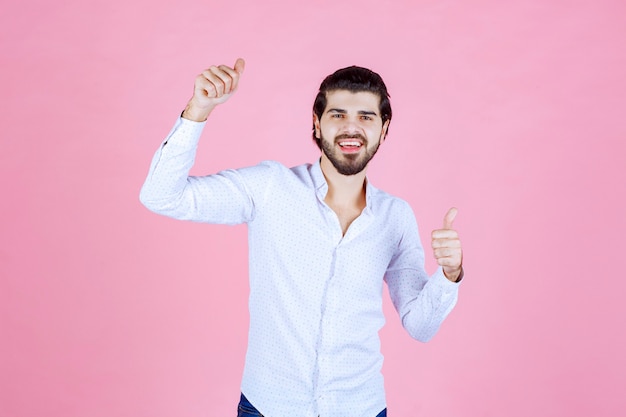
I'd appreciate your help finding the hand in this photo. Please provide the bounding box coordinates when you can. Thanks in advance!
[182,58,246,122]
[431,207,463,282]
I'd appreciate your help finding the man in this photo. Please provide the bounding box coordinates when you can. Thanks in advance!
[140,58,463,417]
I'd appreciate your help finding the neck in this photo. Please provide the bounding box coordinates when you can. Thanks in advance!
[319,154,367,206]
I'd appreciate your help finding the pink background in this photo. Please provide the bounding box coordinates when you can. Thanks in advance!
[2,0,625,416]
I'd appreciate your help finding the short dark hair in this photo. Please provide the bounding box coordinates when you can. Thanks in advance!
[312,66,392,149]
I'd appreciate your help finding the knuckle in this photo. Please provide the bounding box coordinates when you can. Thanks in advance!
[218,64,232,73]
[203,84,216,97]
[196,74,208,86]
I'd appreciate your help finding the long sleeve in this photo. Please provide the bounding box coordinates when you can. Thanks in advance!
[139,117,258,224]
[384,204,460,342]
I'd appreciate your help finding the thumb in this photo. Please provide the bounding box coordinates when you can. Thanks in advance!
[443,207,458,229]
[234,58,245,75]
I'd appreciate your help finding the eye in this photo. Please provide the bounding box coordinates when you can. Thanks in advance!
[331,113,344,119]
[360,115,373,121]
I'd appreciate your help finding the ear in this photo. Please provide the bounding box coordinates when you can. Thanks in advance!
[380,120,390,143]
[313,113,321,139]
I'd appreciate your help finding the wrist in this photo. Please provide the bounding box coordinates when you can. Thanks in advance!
[444,267,463,283]
[182,99,215,122]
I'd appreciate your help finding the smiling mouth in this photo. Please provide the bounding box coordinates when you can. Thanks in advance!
[337,140,363,154]
[338,140,363,149]
[336,133,365,151]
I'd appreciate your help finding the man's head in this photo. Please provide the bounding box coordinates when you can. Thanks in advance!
[312,66,392,176]
[312,66,392,151]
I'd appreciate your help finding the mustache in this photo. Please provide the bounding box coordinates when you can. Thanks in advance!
[335,133,367,142]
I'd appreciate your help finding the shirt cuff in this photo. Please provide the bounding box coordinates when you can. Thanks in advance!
[162,116,207,148]
[433,266,463,289]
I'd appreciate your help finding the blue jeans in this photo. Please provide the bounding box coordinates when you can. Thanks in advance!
[237,393,387,417]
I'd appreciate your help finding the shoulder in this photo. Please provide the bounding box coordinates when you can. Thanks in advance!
[368,186,421,242]
[251,160,311,175]
[257,161,316,186]
[369,185,415,218]
[233,160,288,180]
[233,160,315,190]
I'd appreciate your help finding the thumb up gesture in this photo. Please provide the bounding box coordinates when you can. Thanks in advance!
[431,208,464,282]
[183,58,246,122]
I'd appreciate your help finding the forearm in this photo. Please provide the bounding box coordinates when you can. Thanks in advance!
[388,267,460,342]
[403,268,459,341]
[139,117,205,216]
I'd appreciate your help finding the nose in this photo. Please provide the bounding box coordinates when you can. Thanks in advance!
[340,116,363,134]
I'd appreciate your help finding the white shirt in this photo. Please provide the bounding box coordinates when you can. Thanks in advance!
[140,118,460,417]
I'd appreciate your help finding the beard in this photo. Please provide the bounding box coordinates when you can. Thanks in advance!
[320,133,381,176]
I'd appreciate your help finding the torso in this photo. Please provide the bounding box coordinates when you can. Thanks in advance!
[325,200,366,236]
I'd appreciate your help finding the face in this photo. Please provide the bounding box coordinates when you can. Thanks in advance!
[314,90,389,176]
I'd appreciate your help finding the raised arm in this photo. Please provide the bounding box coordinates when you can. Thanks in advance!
[139,59,265,225]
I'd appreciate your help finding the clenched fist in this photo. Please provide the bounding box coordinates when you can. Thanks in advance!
[182,58,246,122]
[431,207,463,282]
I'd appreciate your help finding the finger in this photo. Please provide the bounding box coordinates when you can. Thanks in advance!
[217,65,240,94]
[432,245,461,255]
[431,229,458,240]
[443,207,458,230]
[231,58,245,92]
[195,74,219,98]
[210,65,234,95]
[234,58,245,75]
[431,238,461,249]
[436,256,462,267]
[202,67,226,96]
[433,246,462,259]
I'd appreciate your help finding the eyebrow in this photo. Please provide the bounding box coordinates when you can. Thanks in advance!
[326,108,379,116]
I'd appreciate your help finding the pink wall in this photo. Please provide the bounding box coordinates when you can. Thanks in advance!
[2,0,625,416]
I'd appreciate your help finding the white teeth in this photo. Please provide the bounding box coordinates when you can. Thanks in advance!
[339,141,362,147]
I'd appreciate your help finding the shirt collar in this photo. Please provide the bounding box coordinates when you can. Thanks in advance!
[310,159,378,213]
[310,158,328,195]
